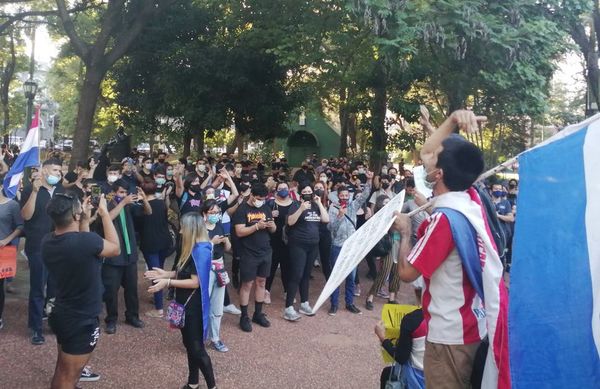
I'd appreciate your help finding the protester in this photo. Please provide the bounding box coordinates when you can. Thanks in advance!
[283,183,329,321]
[265,181,294,304]
[138,179,173,318]
[42,193,120,389]
[202,200,232,352]
[101,180,151,334]
[491,183,514,245]
[232,183,276,332]
[145,213,217,389]
[327,171,373,316]
[394,110,506,388]
[20,158,65,345]
[0,185,23,330]
[313,180,331,275]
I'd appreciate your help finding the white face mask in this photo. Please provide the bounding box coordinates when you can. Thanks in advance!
[320,176,328,183]
[424,169,440,190]
[144,163,153,170]
[254,199,265,208]
[107,174,119,183]
[197,165,206,172]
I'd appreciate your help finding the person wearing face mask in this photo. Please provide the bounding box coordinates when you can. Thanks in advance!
[138,179,173,318]
[100,179,151,335]
[176,173,205,216]
[20,158,66,345]
[152,167,168,200]
[369,175,395,215]
[231,183,276,332]
[139,157,154,181]
[491,183,514,243]
[316,159,329,175]
[283,183,329,321]
[153,152,168,172]
[202,200,232,352]
[327,171,373,316]
[292,163,315,188]
[312,182,331,276]
[265,182,294,304]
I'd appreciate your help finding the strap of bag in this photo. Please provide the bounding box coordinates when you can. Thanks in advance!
[182,289,196,307]
[173,268,197,307]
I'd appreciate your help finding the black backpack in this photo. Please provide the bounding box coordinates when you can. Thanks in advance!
[474,184,507,263]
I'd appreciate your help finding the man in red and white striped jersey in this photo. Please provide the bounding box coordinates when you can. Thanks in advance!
[393,110,488,389]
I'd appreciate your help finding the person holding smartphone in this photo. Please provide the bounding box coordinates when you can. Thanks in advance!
[283,182,329,321]
[42,193,120,389]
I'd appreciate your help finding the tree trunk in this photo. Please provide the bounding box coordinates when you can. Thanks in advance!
[1,28,16,144]
[370,59,387,173]
[338,88,349,157]
[182,130,192,157]
[193,128,205,155]
[70,68,104,169]
[348,113,357,151]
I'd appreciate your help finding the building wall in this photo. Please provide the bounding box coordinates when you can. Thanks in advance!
[275,110,341,167]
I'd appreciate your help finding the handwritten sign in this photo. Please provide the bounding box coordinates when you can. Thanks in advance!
[0,245,17,279]
[381,304,419,363]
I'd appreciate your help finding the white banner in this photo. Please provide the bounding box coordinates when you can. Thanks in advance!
[313,190,406,313]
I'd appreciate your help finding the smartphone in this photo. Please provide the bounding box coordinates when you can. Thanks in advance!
[265,217,274,222]
[223,233,231,238]
[91,185,101,206]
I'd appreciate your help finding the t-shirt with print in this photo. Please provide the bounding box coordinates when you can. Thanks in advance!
[407,212,486,345]
[41,231,104,319]
[231,202,273,258]
[178,191,204,215]
[287,202,322,245]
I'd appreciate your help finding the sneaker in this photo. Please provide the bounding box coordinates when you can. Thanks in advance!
[377,290,390,299]
[223,304,242,315]
[346,304,363,315]
[105,322,117,335]
[240,316,252,332]
[264,290,271,305]
[145,310,163,318]
[283,306,301,322]
[328,305,338,316]
[353,285,361,297]
[365,300,374,311]
[252,312,271,328]
[125,317,145,328]
[212,340,229,353]
[79,366,100,382]
[299,302,315,316]
[31,330,45,345]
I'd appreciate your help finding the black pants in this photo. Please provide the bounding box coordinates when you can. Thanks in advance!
[266,238,289,292]
[318,230,332,280]
[285,241,318,307]
[102,263,139,324]
[380,366,392,389]
[181,301,215,387]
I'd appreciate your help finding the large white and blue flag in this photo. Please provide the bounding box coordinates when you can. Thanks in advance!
[3,107,40,198]
[510,115,600,387]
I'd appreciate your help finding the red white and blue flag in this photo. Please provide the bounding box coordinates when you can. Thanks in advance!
[3,106,40,198]
[510,116,600,387]
[433,188,511,389]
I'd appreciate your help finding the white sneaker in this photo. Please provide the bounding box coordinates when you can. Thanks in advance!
[299,302,315,316]
[264,290,271,304]
[283,306,301,322]
[223,304,241,315]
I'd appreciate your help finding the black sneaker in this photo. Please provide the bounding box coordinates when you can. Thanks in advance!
[125,317,145,328]
[240,316,252,332]
[31,330,45,345]
[365,300,374,311]
[79,366,100,382]
[252,312,271,328]
[105,322,117,335]
[328,305,338,316]
[346,304,363,315]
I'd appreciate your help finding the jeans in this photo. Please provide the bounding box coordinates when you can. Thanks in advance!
[26,249,54,332]
[329,245,356,307]
[208,261,226,342]
[143,249,170,310]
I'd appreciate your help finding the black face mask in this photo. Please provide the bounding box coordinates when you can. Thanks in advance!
[158,158,165,163]
[382,182,390,190]
[301,193,313,202]
[239,183,250,192]
[190,184,202,193]
[314,189,324,198]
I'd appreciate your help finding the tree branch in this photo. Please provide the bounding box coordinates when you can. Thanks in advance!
[55,0,91,62]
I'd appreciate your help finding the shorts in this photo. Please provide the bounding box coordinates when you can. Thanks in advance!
[239,253,272,283]
[49,314,100,355]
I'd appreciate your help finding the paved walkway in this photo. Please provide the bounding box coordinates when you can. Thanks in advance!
[1,252,417,388]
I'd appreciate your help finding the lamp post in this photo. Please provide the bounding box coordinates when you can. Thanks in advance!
[23,78,38,132]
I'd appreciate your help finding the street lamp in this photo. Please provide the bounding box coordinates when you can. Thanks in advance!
[23,78,38,132]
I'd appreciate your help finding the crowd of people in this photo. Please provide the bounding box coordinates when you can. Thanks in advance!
[0,110,518,389]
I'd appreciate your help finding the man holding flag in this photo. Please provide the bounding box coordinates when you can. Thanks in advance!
[393,110,510,389]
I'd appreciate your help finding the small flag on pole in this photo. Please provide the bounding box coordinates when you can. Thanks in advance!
[3,106,40,198]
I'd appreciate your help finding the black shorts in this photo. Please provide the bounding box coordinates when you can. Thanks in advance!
[239,253,271,283]
[49,314,100,355]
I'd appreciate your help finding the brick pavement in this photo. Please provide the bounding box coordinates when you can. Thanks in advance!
[0,251,417,389]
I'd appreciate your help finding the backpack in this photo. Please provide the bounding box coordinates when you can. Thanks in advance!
[368,233,392,258]
[474,184,507,263]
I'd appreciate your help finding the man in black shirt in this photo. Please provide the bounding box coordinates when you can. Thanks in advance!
[20,158,65,345]
[43,192,120,389]
[100,179,151,334]
[292,163,315,186]
[232,183,276,332]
